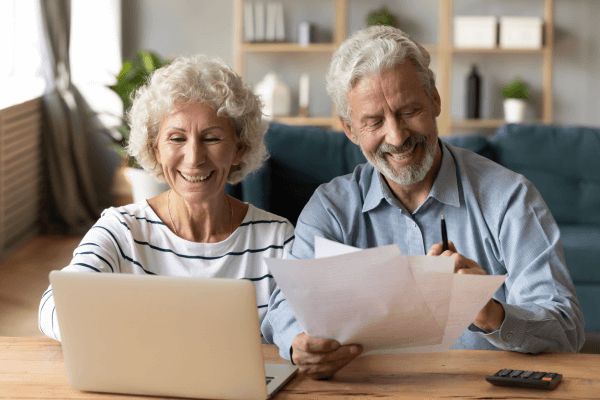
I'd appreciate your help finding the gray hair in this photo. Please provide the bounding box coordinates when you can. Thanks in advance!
[126,54,268,184]
[326,25,436,123]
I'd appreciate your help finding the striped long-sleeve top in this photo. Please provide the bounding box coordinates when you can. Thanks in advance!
[39,202,295,341]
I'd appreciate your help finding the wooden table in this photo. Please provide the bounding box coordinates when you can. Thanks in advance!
[2,337,600,399]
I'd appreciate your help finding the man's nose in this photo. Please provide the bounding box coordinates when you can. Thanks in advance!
[384,117,411,148]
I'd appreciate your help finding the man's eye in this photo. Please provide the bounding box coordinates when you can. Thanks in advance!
[370,120,383,127]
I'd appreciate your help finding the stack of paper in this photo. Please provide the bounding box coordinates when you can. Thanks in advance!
[264,237,505,355]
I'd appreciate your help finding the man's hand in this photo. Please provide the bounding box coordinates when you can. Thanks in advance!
[291,333,362,380]
[427,241,505,333]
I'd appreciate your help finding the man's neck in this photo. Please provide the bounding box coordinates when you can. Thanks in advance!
[385,141,443,214]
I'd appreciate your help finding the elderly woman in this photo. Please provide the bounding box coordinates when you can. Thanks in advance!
[39,55,294,341]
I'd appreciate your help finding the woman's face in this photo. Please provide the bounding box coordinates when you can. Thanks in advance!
[154,102,245,204]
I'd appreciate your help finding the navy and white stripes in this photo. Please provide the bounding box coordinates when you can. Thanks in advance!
[39,202,294,341]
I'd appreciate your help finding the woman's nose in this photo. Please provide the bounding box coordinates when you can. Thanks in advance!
[184,140,206,166]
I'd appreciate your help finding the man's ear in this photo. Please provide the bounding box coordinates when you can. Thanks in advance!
[341,119,359,145]
[431,87,441,118]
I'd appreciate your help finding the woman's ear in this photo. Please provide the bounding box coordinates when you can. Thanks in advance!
[231,141,247,166]
[153,140,162,164]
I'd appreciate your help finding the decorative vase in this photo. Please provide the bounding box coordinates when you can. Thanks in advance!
[503,98,527,123]
[466,65,481,119]
[254,72,291,119]
[125,168,170,204]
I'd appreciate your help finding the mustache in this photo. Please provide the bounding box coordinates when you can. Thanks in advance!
[376,135,428,156]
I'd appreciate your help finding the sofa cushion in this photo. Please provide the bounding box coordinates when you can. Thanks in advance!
[441,135,497,161]
[574,285,600,331]
[559,224,600,284]
[492,124,600,225]
[247,122,366,225]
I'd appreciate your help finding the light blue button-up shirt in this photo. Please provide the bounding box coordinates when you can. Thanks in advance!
[261,141,585,360]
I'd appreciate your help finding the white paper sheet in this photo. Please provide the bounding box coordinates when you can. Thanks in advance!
[266,237,506,354]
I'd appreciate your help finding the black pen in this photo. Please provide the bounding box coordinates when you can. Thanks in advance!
[441,214,449,252]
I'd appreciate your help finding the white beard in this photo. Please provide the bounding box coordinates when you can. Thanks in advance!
[362,135,437,186]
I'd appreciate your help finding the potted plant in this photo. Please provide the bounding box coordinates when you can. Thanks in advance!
[367,7,398,27]
[501,78,530,123]
[108,50,171,204]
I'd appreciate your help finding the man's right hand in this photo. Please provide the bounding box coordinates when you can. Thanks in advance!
[291,333,362,380]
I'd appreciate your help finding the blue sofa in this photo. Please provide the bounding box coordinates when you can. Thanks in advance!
[228,122,600,334]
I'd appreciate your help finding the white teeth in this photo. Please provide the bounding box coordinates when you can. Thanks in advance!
[389,144,418,161]
[181,172,211,182]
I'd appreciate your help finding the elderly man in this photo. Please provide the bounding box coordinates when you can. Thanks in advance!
[261,26,584,379]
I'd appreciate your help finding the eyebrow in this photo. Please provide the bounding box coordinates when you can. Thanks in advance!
[164,126,185,132]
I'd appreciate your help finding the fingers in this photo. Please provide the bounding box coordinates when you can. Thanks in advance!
[451,253,487,275]
[426,243,487,275]
[292,332,340,353]
[298,347,361,380]
[297,345,362,380]
[427,241,457,256]
[292,333,363,380]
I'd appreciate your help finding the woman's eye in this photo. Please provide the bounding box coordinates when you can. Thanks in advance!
[169,137,185,143]
[204,137,220,143]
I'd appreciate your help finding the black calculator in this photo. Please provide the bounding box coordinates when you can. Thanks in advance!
[486,368,562,390]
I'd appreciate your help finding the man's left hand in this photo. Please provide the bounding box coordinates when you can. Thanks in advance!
[428,241,505,333]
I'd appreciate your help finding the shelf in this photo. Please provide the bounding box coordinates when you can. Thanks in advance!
[450,119,506,129]
[270,116,338,127]
[452,47,546,54]
[241,43,337,53]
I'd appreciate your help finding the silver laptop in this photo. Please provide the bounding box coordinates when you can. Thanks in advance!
[50,271,298,400]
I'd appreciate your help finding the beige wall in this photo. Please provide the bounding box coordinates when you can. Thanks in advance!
[123,0,600,128]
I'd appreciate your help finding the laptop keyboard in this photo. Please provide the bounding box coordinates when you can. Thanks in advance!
[266,376,274,385]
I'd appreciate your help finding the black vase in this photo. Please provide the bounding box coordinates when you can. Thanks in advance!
[466,65,481,119]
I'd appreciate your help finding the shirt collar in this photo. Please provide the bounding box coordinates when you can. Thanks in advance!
[361,140,460,213]
[429,140,460,208]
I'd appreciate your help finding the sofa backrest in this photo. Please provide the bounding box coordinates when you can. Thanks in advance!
[491,124,600,225]
[231,122,600,227]
[238,123,366,225]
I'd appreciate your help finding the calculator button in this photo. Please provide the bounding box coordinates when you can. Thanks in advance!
[520,371,534,378]
[497,369,512,377]
[531,371,547,379]
[545,373,557,379]
[509,370,524,377]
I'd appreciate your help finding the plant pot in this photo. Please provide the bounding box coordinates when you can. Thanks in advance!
[125,168,170,204]
[503,98,527,123]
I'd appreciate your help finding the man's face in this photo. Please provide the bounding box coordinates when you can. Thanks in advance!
[341,61,441,187]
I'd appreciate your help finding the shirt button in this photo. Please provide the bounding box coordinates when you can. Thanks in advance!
[412,222,416,227]
[506,333,513,340]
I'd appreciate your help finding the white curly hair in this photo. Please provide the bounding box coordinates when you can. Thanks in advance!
[326,25,436,123]
[126,54,268,184]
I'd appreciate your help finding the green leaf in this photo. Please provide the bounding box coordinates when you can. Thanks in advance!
[106,50,168,162]
[367,8,397,27]
[501,78,530,100]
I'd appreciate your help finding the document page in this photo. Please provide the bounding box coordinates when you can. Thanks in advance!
[266,237,505,355]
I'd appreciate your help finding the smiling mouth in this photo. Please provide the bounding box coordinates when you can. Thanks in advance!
[181,171,213,182]
[387,142,420,161]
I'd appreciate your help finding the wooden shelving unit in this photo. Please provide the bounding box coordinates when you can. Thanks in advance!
[233,0,554,135]
[233,0,347,130]
[438,0,554,135]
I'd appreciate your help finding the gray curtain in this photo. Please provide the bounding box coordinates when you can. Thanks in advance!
[39,0,100,234]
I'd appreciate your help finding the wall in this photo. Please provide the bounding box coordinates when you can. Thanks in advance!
[122,0,600,129]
